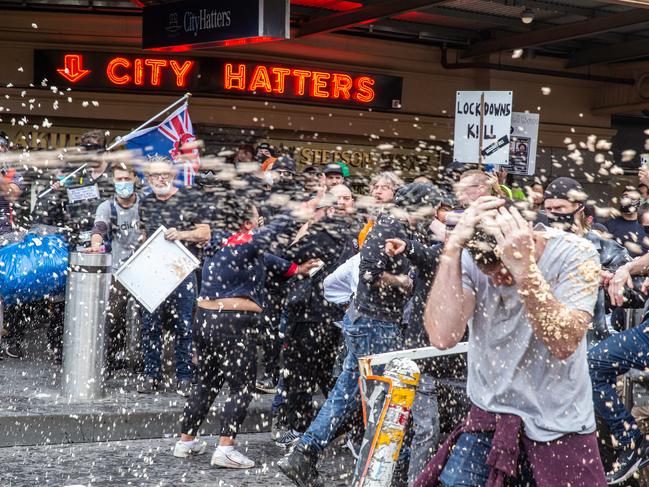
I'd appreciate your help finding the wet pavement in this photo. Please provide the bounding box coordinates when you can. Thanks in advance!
[1,432,356,487]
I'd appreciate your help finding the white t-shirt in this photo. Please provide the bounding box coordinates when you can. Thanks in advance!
[461,227,600,441]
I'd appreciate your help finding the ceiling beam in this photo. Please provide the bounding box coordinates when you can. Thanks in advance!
[594,0,649,9]
[568,37,649,66]
[462,8,649,58]
[296,0,446,38]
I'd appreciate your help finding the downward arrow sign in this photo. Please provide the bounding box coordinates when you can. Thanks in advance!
[56,54,91,83]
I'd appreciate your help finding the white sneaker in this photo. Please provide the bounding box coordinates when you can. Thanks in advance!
[173,439,207,458]
[210,447,255,469]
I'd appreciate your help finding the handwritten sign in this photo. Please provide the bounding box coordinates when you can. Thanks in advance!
[453,91,513,165]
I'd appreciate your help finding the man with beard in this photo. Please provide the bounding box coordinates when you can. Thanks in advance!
[278,183,442,487]
[274,191,357,449]
[137,157,210,396]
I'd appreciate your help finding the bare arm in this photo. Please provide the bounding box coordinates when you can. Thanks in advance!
[424,241,475,349]
[375,272,412,293]
[165,223,211,244]
[608,254,649,306]
[488,207,598,360]
[517,264,593,360]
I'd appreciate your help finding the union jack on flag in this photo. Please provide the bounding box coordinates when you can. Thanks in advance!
[121,103,200,187]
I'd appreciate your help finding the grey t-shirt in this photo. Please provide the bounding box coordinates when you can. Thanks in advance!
[94,196,141,271]
[461,227,600,442]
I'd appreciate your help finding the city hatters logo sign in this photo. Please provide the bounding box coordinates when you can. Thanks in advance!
[164,9,232,37]
[143,0,289,51]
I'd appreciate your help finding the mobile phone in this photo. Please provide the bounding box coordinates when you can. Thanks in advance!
[308,260,325,277]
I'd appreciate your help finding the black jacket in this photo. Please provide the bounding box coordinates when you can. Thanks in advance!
[284,216,356,324]
[354,213,414,324]
[585,231,646,340]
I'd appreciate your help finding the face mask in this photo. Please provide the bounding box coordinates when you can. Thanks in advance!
[620,202,639,214]
[548,207,581,231]
[114,182,134,199]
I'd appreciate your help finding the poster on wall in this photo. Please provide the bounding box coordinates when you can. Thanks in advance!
[502,112,540,176]
[453,90,513,166]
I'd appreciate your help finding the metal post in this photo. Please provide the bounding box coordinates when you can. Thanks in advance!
[62,252,112,402]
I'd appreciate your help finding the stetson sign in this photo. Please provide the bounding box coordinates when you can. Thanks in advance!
[142,0,289,51]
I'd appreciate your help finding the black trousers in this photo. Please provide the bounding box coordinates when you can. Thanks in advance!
[283,320,340,432]
[181,308,259,439]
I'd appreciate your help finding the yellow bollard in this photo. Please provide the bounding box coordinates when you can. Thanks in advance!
[354,357,420,487]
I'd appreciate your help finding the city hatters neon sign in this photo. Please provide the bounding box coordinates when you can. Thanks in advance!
[223,63,376,103]
[34,50,403,110]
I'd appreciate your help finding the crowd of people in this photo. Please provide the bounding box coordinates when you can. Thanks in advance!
[5,129,649,486]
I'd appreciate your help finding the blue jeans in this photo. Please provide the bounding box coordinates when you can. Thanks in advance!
[298,313,403,454]
[589,323,649,448]
[140,274,196,381]
[440,432,535,486]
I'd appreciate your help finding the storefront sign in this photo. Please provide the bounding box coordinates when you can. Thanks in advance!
[33,50,402,110]
[453,90,513,165]
[142,0,289,51]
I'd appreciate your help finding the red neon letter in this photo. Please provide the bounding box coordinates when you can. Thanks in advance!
[134,58,144,86]
[270,67,291,94]
[106,57,131,85]
[145,59,168,86]
[310,71,331,99]
[170,60,194,87]
[354,76,375,103]
[331,73,353,100]
[224,63,246,91]
[292,69,312,96]
[248,65,273,93]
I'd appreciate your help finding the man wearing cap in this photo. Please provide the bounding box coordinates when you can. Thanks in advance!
[322,163,345,190]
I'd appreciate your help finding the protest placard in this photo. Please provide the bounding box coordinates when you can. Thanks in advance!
[453,90,513,165]
[502,112,540,176]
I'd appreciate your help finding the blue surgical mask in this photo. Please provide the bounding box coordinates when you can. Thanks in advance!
[114,181,134,199]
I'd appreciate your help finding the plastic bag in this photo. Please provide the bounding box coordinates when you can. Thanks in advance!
[0,233,68,305]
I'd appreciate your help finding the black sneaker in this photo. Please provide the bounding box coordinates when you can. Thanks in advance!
[256,376,277,394]
[607,437,649,485]
[277,444,323,487]
[274,428,302,449]
[136,378,159,394]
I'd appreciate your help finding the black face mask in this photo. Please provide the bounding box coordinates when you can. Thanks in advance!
[643,226,649,235]
[548,206,581,231]
[620,203,639,214]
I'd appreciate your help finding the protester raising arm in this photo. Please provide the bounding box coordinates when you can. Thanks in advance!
[164,224,210,245]
[484,206,599,360]
[422,197,503,349]
[607,252,649,306]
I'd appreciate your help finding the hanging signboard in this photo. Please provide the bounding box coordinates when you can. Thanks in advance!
[453,91,513,166]
[142,0,289,51]
[33,50,403,111]
[502,112,540,176]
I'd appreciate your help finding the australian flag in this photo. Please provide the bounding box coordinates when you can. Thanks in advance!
[121,103,200,187]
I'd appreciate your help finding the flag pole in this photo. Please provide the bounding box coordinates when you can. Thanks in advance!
[105,92,192,151]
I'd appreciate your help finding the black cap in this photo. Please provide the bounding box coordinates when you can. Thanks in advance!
[544,177,586,202]
[272,156,296,174]
[395,182,444,210]
[323,163,344,176]
[302,165,321,175]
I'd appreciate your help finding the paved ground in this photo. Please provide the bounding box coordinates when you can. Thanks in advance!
[1,433,356,487]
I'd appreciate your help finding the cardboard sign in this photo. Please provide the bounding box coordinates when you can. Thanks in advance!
[66,184,100,203]
[114,226,199,312]
[503,112,540,176]
[453,91,513,165]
